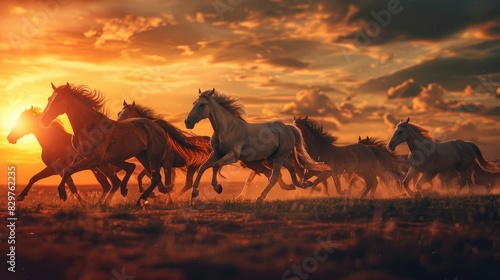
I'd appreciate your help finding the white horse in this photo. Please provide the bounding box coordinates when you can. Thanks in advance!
[388,118,499,195]
[184,88,330,202]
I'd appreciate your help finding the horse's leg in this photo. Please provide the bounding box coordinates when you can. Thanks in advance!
[58,157,101,201]
[109,161,136,197]
[137,169,147,193]
[136,169,162,206]
[179,166,197,195]
[64,176,85,204]
[281,159,300,189]
[333,175,346,195]
[100,165,124,205]
[359,172,378,199]
[236,170,256,200]
[257,156,287,203]
[90,168,112,204]
[17,166,56,201]
[192,152,222,198]
[210,152,239,194]
[158,167,173,194]
[415,171,437,194]
[402,166,419,196]
[278,172,295,191]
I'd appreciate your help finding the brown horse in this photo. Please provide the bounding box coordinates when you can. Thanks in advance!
[7,107,127,203]
[118,101,211,195]
[358,136,405,195]
[293,116,379,198]
[40,83,168,206]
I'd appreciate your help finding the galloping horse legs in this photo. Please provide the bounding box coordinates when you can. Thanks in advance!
[192,152,222,198]
[17,166,56,201]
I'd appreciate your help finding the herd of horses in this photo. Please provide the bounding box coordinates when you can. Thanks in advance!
[7,83,500,206]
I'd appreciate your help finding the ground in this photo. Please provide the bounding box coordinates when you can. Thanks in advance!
[0,182,499,280]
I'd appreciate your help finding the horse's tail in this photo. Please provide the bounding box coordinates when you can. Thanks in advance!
[469,142,500,174]
[287,125,331,172]
[367,146,405,181]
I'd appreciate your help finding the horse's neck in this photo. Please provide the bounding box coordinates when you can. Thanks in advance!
[406,126,432,152]
[31,123,68,148]
[207,100,244,136]
[66,99,108,137]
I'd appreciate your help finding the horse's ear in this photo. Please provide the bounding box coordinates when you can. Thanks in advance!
[51,82,56,91]
[208,88,215,96]
[293,116,296,121]
[123,100,127,106]
[405,117,410,124]
[366,136,369,140]
[131,101,136,108]
[198,88,202,94]
[66,82,70,88]
[305,115,309,120]
[358,136,361,141]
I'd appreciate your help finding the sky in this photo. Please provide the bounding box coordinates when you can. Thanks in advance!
[1,0,499,185]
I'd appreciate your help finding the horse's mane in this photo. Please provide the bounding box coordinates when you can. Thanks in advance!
[130,103,211,163]
[359,137,386,147]
[132,104,165,120]
[294,117,338,144]
[400,122,434,140]
[200,89,246,120]
[30,107,66,131]
[63,84,108,116]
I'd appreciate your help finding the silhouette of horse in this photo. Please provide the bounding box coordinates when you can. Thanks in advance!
[358,136,405,195]
[185,88,329,203]
[7,107,125,203]
[40,82,168,206]
[293,116,379,198]
[118,101,211,195]
[388,117,500,195]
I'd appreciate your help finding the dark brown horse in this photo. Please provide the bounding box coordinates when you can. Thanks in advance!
[293,116,379,198]
[358,136,405,195]
[40,83,168,206]
[118,101,212,195]
[7,107,127,203]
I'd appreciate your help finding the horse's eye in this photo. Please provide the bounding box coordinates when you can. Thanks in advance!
[397,131,402,135]
[199,103,205,108]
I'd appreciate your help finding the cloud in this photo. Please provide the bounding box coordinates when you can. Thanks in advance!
[85,15,166,48]
[387,78,422,99]
[264,58,310,69]
[383,113,399,128]
[282,88,357,123]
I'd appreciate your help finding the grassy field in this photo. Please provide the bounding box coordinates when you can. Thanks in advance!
[1,183,500,280]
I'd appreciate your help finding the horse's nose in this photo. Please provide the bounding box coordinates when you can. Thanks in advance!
[185,119,192,129]
[7,135,16,144]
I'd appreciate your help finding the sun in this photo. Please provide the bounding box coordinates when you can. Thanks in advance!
[3,108,23,133]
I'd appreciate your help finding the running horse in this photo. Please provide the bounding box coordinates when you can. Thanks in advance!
[185,88,330,203]
[39,83,168,206]
[293,116,380,198]
[388,117,500,195]
[7,107,127,203]
[118,101,211,194]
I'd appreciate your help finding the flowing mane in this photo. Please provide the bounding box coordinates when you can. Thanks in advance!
[132,104,165,120]
[200,89,246,120]
[63,84,108,116]
[400,122,434,140]
[294,117,338,144]
[359,137,386,147]
[129,103,210,164]
[30,107,66,131]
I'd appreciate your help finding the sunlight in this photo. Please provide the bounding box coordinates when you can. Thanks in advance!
[3,108,23,133]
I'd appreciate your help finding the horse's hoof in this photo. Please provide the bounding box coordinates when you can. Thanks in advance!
[191,189,199,198]
[213,184,223,194]
[281,184,296,191]
[16,195,25,201]
[59,189,67,201]
[121,188,128,197]
[301,181,313,189]
[256,197,265,204]
[158,185,173,194]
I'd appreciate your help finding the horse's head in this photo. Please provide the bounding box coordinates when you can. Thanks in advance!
[40,82,71,127]
[185,88,214,129]
[7,106,39,144]
[117,100,137,120]
[388,117,410,151]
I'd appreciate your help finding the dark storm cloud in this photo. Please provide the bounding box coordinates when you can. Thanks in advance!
[331,0,500,45]
[264,58,309,69]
